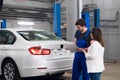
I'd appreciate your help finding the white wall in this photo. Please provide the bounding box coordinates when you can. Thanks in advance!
[83,0,120,23]
[3,0,53,32]
[83,0,120,60]
[66,0,81,42]
[6,20,53,32]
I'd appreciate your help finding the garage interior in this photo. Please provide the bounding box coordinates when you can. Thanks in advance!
[0,0,120,80]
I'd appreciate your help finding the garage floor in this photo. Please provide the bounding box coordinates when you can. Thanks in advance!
[101,62,120,80]
[64,61,120,80]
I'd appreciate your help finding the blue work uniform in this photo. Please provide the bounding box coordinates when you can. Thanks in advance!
[72,29,91,80]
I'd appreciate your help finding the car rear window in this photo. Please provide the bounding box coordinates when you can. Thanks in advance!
[17,31,62,41]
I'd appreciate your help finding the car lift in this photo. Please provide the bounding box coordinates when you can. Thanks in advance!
[1,19,6,28]
[53,3,61,37]
[82,9,100,28]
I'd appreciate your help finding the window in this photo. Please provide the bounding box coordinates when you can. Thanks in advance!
[0,30,16,45]
[6,33,16,44]
[18,31,62,41]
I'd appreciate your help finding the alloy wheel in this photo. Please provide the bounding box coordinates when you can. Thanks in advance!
[4,63,15,80]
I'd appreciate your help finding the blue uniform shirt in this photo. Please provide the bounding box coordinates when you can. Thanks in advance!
[75,29,91,58]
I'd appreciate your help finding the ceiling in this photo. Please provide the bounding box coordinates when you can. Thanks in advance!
[0,0,55,22]
[0,0,66,24]
[29,0,59,3]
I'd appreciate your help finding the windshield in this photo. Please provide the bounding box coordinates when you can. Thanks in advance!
[17,31,62,41]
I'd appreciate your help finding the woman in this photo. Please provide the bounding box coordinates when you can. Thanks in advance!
[82,28,105,80]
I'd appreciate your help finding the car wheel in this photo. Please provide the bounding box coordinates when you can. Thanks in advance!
[2,59,21,80]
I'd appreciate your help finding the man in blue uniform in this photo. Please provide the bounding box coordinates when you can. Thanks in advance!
[72,19,91,80]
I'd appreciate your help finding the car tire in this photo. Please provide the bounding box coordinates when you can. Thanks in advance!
[2,59,21,80]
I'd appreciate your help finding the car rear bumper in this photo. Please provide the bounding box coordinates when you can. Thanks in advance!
[21,66,72,77]
[20,58,73,77]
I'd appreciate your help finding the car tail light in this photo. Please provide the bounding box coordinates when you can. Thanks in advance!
[41,49,51,55]
[29,46,51,55]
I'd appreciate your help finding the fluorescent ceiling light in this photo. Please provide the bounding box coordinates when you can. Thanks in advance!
[17,21,34,25]
[16,10,38,13]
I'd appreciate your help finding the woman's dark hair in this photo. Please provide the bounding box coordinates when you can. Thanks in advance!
[92,28,104,47]
[75,19,86,26]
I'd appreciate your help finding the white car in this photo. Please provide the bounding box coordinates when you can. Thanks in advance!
[0,28,76,80]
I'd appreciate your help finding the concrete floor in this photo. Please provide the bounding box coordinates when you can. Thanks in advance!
[64,62,120,80]
[101,62,120,80]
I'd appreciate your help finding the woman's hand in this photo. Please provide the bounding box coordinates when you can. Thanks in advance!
[82,49,87,54]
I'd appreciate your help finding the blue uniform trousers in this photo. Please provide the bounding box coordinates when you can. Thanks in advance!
[72,52,89,80]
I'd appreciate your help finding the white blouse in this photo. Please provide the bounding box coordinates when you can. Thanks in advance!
[85,41,105,73]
